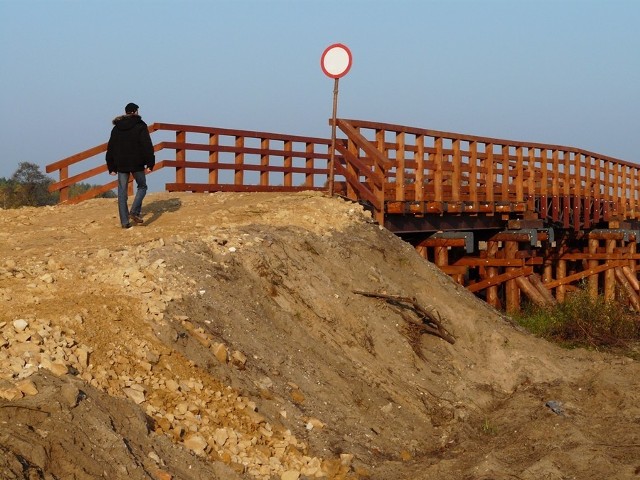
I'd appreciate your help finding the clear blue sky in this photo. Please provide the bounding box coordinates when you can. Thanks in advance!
[1,0,638,184]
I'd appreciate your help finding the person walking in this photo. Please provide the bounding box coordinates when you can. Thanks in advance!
[106,102,155,228]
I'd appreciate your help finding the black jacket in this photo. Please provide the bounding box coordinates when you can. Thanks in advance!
[106,114,155,173]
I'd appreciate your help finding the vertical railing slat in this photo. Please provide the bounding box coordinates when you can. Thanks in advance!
[434,137,443,203]
[396,131,406,201]
[208,133,219,185]
[234,135,244,186]
[284,140,293,187]
[176,130,186,184]
[415,134,425,203]
[469,141,478,206]
[452,139,461,202]
[260,138,269,187]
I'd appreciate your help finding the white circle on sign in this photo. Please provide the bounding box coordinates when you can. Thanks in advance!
[321,43,352,79]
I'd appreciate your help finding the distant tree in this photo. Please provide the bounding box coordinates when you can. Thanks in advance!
[10,162,57,207]
[1,163,116,208]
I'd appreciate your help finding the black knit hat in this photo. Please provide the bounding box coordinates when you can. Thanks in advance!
[125,102,139,114]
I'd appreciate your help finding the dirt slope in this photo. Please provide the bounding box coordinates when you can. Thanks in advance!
[0,191,639,480]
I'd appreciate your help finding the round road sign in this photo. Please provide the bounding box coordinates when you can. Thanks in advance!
[321,43,352,79]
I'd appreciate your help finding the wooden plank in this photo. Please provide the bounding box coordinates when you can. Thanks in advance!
[396,131,406,201]
[209,133,219,185]
[161,160,326,177]
[515,146,524,202]
[452,139,461,201]
[434,137,443,202]
[515,275,547,306]
[615,267,640,311]
[529,273,557,305]
[467,267,533,293]
[539,149,548,219]
[332,158,382,209]
[543,261,626,290]
[468,141,478,206]
[415,134,425,202]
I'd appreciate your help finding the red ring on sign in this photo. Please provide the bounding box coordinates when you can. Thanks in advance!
[321,43,352,79]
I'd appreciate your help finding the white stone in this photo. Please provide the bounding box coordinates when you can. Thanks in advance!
[281,471,300,480]
[183,434,207,455]
[123,387,145,404]
[213,428,229,446]
[13,319,28,332]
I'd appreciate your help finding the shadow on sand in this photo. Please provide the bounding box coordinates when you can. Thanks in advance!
[142,197,182,226]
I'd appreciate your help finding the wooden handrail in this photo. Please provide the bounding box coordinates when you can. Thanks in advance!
[45,119,638,232]
[334,119,639,227]
[340,118,634,167]
[46,123,336,204]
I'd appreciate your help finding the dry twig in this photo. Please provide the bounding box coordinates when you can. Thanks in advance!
[353,290,455,344]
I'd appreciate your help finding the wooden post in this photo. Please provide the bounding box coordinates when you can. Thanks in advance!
[452,139,461,202]
[551,149,560,223]
[434,246,448,269]
[501,145,510,203]
[515,146,524,203]
[176,130,186,184]
[260,138,269,187]
[396,131,406,201]
[584,155,592,229]
[469,141,478,207]
[415,134,425,202]
[622,266,640,291]
[284,140,293,187]
[234,135,244,186]
[305,142,314,188]
[629,238,637,275]
[556,259,566,302]
[434,137,443,203]
[615,268,640,311]
[515,276,547,306]
[505,241,520,313]
[604,238,616,301]
[60,166,69,203]
[540,149,548,219]
[486,143,495,205]
[527,147,536,212]
[588,237,599,299]
[486,241,499,308]
[529,273,557,305]
[209,133,219,185]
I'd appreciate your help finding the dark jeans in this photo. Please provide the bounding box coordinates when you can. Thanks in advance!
[117,171,147,226]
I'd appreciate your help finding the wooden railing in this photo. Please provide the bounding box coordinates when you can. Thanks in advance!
[335,119,639,229]
[46,123,338,203]
[47,119,639,232]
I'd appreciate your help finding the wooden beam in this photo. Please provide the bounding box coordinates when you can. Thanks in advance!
[543,261,627,290]
[467,267,533,293]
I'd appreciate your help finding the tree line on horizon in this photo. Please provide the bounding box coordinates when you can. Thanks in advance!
[0,162,115,209]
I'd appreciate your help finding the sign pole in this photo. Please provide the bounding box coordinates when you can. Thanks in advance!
[329,77,339,196]
[320,43,352,197]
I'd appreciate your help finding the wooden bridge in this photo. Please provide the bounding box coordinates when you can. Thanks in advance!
[46,119,640,313]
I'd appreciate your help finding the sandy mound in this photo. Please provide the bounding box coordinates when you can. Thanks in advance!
[1,191,638,479]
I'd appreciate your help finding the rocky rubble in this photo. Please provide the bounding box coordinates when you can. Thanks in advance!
[0,265,355,479]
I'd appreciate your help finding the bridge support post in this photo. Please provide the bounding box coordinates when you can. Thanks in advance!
[505,240,520,313]
[588,238,599,298]
[604,238,616,301]
[486,241,499,309]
